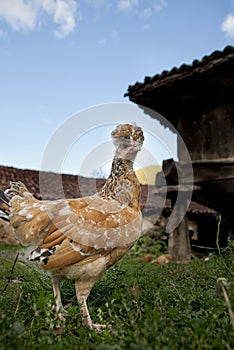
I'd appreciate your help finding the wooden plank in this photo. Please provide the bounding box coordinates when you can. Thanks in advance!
[157,158,234,185]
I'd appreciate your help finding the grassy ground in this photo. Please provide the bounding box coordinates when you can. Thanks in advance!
[1,237,234,350]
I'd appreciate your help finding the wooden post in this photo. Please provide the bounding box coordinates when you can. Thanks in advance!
[169,216,191,263]
[168,192,191,263]
[156,160,197,263]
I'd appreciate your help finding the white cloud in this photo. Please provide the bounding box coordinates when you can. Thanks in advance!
[222,13,234,37]
[53,0,79,38]
[0,0,37,31]
[0,0,80,38]
[98,38,107,45]
[155,0,167,12]
[139,1,167,20]
[117,0,138,12]
[86,0,112,8]
[98,30,119,45]
[42,0,57,14]
[141,7,153,18]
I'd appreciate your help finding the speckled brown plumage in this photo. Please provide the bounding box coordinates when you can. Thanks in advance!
[0,123,144,330]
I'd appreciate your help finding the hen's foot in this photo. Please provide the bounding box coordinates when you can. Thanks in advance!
[58,312,67,322]
[52,304,71,322]
[83,319,111,332]
[91,323,109,331]
[58,309,72,322]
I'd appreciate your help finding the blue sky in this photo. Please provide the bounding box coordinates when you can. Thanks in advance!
[0,0,234,177]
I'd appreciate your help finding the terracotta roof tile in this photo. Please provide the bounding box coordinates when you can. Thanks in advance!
[0,164,216,216]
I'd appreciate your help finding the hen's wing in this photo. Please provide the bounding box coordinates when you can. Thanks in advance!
[9,186,141,270]
[62,195,142,249]
[40,195,141,270]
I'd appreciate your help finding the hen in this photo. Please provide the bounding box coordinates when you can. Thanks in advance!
[0,123,144,330]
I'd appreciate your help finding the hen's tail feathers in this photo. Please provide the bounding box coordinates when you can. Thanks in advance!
[0,189,10,222]
[5,181,32,199]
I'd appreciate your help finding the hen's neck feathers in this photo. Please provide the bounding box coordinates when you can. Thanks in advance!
[99,157,141,210]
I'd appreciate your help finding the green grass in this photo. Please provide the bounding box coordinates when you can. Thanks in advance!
[1,239,234,350]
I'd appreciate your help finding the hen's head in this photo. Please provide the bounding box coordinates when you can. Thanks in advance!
[111,123,144,160]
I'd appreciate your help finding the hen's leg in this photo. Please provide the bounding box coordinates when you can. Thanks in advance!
[51,275,67,321]
[75,281,108,330]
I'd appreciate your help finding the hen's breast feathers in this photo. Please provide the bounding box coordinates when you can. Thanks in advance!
[10,193,141,271]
